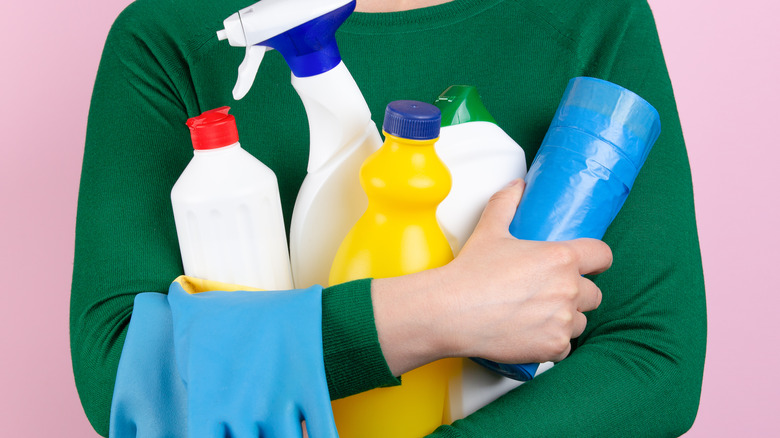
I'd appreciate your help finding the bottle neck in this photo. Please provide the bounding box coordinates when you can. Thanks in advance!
[382,133,439,148]
[361,132,450,209]
[193,142,241,155]
[292,62,375,172]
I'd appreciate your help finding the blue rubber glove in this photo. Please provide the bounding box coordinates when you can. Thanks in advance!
[473,77,661,381]
[167,277,338,438]
[110,292,188,437]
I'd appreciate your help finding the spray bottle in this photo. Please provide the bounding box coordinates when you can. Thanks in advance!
[171,107,293,290]
[217,0,382,289]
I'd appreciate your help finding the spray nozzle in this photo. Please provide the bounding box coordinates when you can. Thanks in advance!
[217,0,355,100]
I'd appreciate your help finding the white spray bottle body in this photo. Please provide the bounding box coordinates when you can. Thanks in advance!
[289,63,383,288]
[218,0,380,288]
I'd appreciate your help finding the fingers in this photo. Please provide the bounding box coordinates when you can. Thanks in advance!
[473,178,525,236]
[569,277,600,344]
[571,309,588,338]
[551,341,572,363]
[565,238,613,275]
[576,276,602,313]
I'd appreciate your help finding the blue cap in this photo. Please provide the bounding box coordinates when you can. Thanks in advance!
[383,100,442,140]
[551,77,661,175]
[262,1,355,77]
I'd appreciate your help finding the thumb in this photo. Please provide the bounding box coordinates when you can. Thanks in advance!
[473,178,525,236]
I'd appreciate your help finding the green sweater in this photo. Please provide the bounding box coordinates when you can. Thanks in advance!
[71,0,707,436]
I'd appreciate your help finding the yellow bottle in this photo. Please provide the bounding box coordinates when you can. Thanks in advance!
[329,101,460,437]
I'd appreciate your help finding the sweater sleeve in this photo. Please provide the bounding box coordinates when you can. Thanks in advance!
[429,2,706,437]
[69,4,395,436]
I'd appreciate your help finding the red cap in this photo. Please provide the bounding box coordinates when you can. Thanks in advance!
[186,107,239,150]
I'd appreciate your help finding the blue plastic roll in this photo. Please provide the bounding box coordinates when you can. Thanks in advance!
[473,77,661,381]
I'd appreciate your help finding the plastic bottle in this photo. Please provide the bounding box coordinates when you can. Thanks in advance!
[328,101,460,438]
[431,86,529,420]
[434,85,528,254]
[217,0,382,289]
[170,107,293,290]
[472,76,662,380]
[289,62,382,289]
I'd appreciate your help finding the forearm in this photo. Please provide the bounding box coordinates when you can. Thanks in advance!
[371,179,611,378]
[426,156,706,437]
[371,269,448,376]
[430,239,706,438]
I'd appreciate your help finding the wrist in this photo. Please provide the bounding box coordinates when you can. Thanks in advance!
[371,268,453,375]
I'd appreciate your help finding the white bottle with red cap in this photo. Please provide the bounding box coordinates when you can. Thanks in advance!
[171,106,293,290]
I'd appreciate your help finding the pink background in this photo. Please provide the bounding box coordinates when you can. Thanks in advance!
[1,0,777,436]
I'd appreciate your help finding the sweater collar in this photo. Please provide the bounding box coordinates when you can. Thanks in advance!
[341,0,506,34]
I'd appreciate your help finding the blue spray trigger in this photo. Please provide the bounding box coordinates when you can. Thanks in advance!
[262,0,355,77]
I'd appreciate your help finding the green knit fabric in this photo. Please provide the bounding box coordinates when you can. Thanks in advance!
[71,0,706,436]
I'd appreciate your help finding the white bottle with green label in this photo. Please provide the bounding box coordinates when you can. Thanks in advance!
[432,86,536,421]
[434,86,528,254]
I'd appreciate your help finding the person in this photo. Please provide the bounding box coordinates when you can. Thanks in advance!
[70,0,707,436]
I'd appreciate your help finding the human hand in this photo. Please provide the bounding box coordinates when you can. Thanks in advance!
[437,178,612,363]
[372,179,612,375]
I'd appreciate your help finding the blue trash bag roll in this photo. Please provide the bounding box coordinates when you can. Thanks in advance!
[472,76,661,381]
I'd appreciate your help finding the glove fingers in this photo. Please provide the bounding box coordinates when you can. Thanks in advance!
[263,408,304,438]
[216,421,261,438]
[300,404,339,438]
[109,414,138,438]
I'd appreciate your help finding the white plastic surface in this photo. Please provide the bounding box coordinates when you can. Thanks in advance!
[449,360,554,420]
[289,62,382,288]
[436,121,528,254]
[219,0,352,48]
[233,45,268,100]
[433,121,536,420]
[218,0,353,100]
[171,143,293,291]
